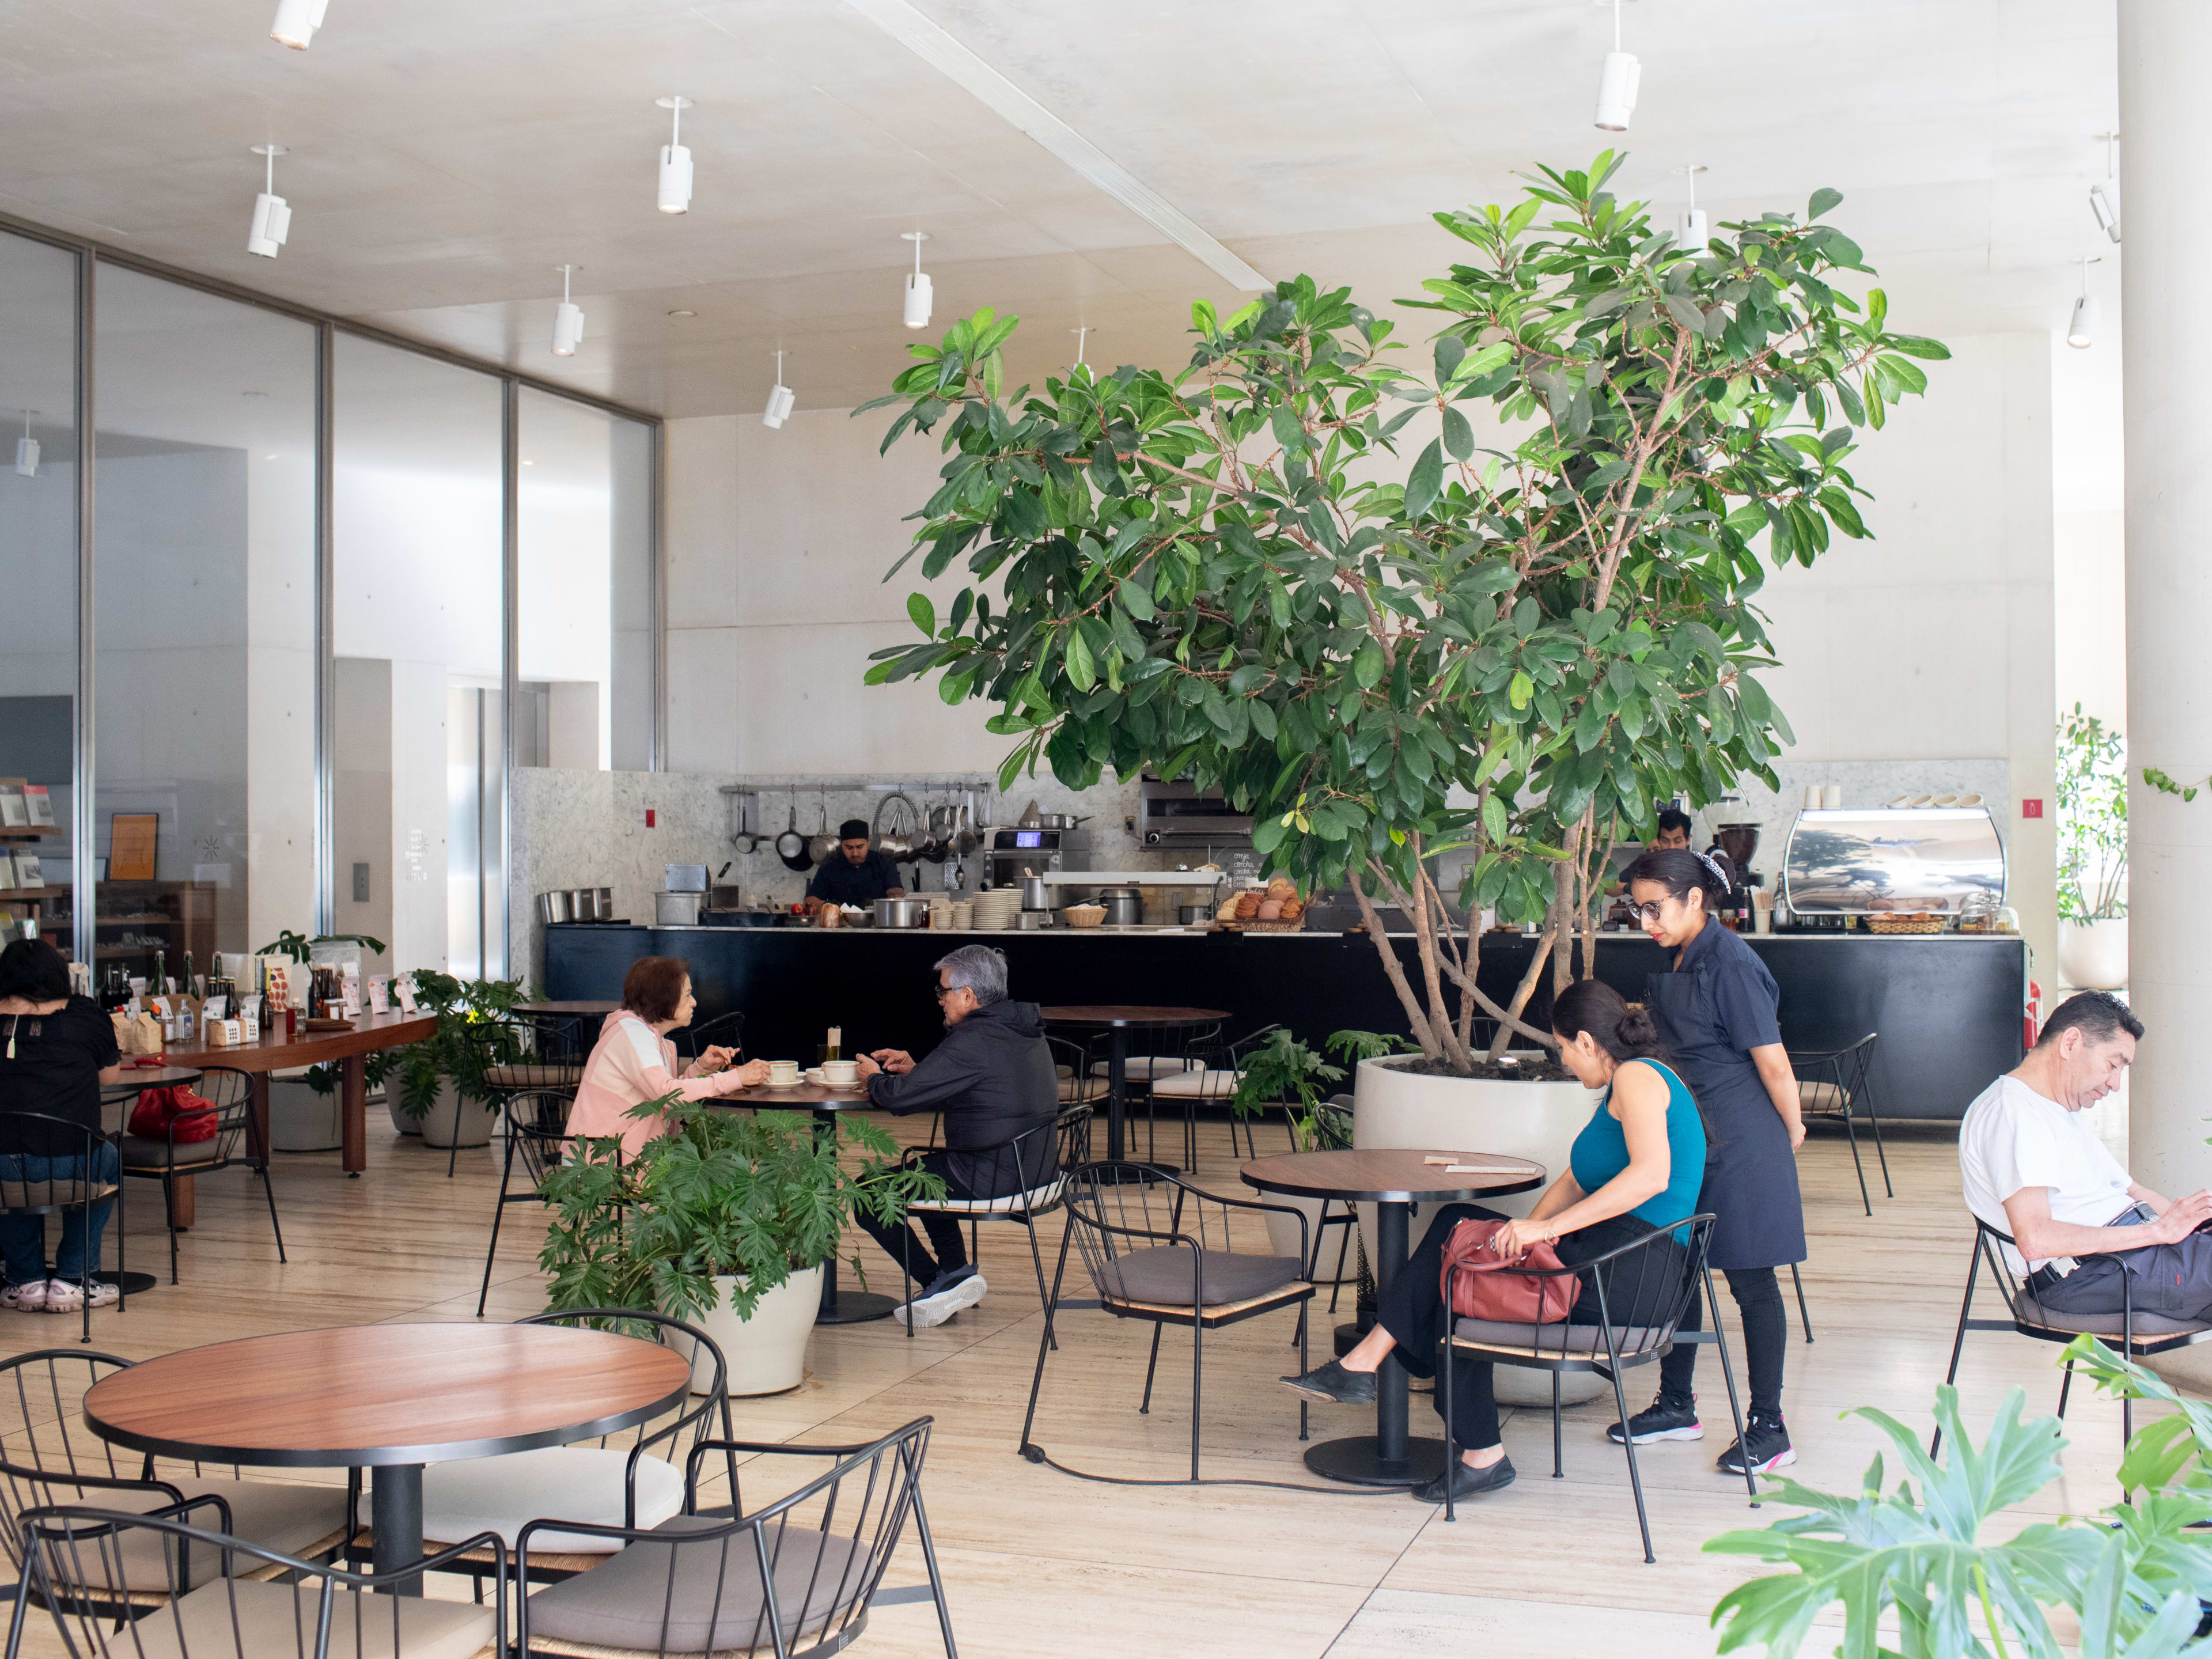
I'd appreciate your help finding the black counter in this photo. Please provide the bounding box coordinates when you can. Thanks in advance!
[544,925,2024,1121]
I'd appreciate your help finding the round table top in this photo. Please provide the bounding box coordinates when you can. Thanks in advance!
[83,1322,692,1468]
[730,1082,871,1108]
[1040,1005,1232,1028]
[1240,1148,1547,1204]
[101,1066,203,1094]
[515,1000,620,1017]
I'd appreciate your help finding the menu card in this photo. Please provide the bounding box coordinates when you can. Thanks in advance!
[22,786,53,827]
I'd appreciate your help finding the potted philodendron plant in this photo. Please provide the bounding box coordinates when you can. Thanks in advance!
[859,152,1945,1184]
[380,969,527,1147]
[2056,702,2128,990]
[255,929,387,1152]
[537,1097,942,1396]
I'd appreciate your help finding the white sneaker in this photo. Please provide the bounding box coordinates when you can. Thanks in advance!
[42,1279,118,1313]
[0,1281,47,1312]
[892,1274,988,1330]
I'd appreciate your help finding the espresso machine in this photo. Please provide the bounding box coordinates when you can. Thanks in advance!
[966,825,1093,896]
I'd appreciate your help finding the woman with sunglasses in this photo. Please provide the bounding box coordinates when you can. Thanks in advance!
[1608,846,1805,1476]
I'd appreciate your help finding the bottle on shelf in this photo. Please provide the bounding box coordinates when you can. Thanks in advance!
[149,952,168,999]
[183,950,197,1000]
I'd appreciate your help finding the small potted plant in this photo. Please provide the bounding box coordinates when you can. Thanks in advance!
[536,1097,944,1396]
[382,969,527,1147]
[253,929,387,1150]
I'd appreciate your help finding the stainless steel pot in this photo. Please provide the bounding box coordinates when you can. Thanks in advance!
[874,897,929,929]
[566,888,600,921]
[1097,885,1144,926]
[593,886,613,919]
[655,892,703,926]
[1021,876,1050,911]
[537,890,574,925]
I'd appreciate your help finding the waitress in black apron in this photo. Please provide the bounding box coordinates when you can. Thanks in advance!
[1607,847,1805,1475]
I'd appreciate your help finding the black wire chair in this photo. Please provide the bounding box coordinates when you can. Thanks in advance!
[476,1088,579,1317]
[1931,1216,2212,1460]
[117,1066,283,1288]
[0,1112,124,1343]
[1304,1097,1360,1313]
[0,1350,353,1615]
[7,1500,503,1658]
[1440,1214,1754,1559]
[894,1105,1092,1343]
[1790,1032,1891,1215]
[514,1416,956,1659]
[1020,1162,1314,1483]
[1088,1021,1218,1168]
[1148,1024,1287,1166]
[674,1008,746,1065]
[484,1012,592,1093]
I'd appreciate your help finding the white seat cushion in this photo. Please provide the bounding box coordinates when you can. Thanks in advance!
[120,1577,493,1659]
[1148,1069,1243,1099]
[915,1179,1063,1215]
[1798,1081,1847,1113]
[74,1475,350,1592]
[1055,1077,1090,1104]
[358,1446,684,1555]
[1089,1058,1197,1080]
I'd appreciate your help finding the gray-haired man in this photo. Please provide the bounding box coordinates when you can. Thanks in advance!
[854,945,1059,1328]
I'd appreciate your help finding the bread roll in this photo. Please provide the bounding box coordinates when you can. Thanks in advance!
[1235,891,1262,920]
[1266,876,1297,900]
[1257,899,1284,921]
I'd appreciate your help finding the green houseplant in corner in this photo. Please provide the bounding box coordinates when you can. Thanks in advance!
[381,969,527,1148]
[2056,702,2129,992]
[537,1097,942,1396]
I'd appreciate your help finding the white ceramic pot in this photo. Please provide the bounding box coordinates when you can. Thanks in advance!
[1352,1053,1607,1407]
[2059,918,2128,991]
[418,1080,497,1150]
[268,1075,342,1152]
[1263,1194,1355,1284]
[679,1265,824,1397]
[388,1090,421,1137]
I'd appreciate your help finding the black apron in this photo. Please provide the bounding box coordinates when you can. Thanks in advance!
[1645,927,1805,1271]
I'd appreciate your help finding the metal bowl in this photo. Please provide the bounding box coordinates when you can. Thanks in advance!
[874,897,930,930]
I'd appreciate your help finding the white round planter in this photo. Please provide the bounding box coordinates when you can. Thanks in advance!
[1263,1194,1355,1284]
[1352,1053,1607,1407]
[388,1092,421,1137]
[418,1080,497,1150]
[679,1265,824,1397]
[2059,918,2128,991]
[268,1075,342,1152]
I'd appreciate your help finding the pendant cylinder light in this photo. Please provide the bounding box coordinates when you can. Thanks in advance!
[14,411,37,479]
[247,145,290,259]
[2090,131,2122,243]
[763,351,796,428]
[2067,255,2102,350]
[552,264,585,357]
[1594,1,1638,131]
[902,232,933,329]
[657,96,694,215]
[1676,162,1708,246]
[270,0,329,50]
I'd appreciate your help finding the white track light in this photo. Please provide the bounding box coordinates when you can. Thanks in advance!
[246,145,291,259]
[901,231,933,329]
[763,351,796,428]
[1675,162,1708,246]
[270,0,329,49]
[656,96,694,215]
[1071,325,1094,375]
[1594,1,1639,131]
[552,264,585,357]
[2067,255,2103,350]
[14,411,37,479]
[2090,131,2121,244]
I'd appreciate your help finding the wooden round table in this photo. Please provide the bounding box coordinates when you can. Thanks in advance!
[84,1323,690,1590]
[725,1082,892,1324]
[1240,1148,1545,1487]
[1039,1006,1230,1169]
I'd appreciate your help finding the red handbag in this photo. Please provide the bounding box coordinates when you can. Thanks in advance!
[127,1086,219,1144]
[1440,1218,1578,1323]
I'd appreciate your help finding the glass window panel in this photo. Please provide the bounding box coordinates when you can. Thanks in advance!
[331,333,505,980]
[0,231,80,964]
[94,263,317,984]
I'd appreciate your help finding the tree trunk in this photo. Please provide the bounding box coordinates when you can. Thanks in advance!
[1349,872,1442,1062]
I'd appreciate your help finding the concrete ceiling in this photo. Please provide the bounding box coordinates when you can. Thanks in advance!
[0,0,2123,419]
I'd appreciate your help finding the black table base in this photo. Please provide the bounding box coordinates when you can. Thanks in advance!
[93,1270,158,1296]
[370,1463,424,1595]
[1304,1433,1451,1487]
[817,1289,899,1325]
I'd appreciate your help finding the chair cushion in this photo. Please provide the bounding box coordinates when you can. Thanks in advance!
[915,1179,1063,1216]
[1056,1078,1090,1104]
[524,1513,859,1654]
[1093,1247,1301,1308]
[120,1577,493,1659]
[486,1063,583,1091]
[2010,1289,2210,1339]
[1088,1058,1196,1081]
[1798,1081,1847,1114]
[358,1446,684,1556]
[0,1178,117,1206]
[119,1138,223,1171]
[1146,1069,1243,1100]
[70,1476,350,1592]
[1451,1318,1665,1355]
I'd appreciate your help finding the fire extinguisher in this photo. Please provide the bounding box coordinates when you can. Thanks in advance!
[2024,978,2042,1051]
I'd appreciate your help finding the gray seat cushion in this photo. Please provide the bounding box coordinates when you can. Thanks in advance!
[119,1137,223,1171]
[116,1577,491,1658]
[1451,1318,1665,1356]
[524,1514,859,1653]
[2010,1289,2210,1338]
[1093,1247,1302,1308]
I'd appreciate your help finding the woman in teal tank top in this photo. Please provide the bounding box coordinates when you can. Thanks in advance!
[1570,1052,1707,1232]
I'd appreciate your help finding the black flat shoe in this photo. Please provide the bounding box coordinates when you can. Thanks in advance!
[1278,1359,1377,1406]
[1413,1455,1516,1504]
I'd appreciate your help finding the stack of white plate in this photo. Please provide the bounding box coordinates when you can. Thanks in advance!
[949,902,975,930]
[970,890,1020,931]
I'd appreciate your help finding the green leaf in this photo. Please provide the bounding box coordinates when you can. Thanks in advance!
[1888,335,1952,361]
[1807,186,1844,221]
[1353,641,1387,690]
[906,593,935,638]
[1404,439,1446,520]
[1508,671,1533,711]
[1441,406,1474,462]
[1065,626,1096,693]
[1119,577,1156,623]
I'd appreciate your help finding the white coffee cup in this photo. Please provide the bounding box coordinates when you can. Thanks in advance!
[820,1059,860,1086]
[766,1059,801,1086]
[1821,784,1843,810]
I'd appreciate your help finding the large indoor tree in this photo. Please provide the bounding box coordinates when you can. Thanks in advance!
[860,152,1945,1073]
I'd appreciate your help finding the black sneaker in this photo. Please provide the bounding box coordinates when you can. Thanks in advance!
[1605,1390,1703,1445]
[1412,1454,1516,1504]
[1716,1412,1797,1476]
[1278,1359,1377,1406]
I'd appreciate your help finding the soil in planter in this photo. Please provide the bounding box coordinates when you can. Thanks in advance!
[1395,1054,1576,1084]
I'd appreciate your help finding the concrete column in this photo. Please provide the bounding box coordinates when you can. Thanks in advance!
[2120,1,2212,1195]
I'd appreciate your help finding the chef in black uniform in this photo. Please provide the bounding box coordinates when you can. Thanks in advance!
[805,820,907,912]
[1605,846,1806,1478]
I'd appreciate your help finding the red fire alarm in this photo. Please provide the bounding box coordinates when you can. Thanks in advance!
[2021,800,2043,819]
[646,809,657,828]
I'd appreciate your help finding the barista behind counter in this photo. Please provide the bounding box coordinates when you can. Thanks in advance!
[804,820,908,912]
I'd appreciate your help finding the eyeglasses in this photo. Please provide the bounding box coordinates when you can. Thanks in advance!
[1624,899,1671,925]
[932,982,959,1002]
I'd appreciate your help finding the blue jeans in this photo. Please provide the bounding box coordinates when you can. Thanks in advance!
[0,1143,119,1286]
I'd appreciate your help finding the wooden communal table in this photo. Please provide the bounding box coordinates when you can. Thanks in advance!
[84,1323,691,1592]
[724,1081,894,1324]
[157,1011,438,1210]
[513,1001,619,1017]
[1039,1005,1230,1170]
[1241,1148,1546,1488]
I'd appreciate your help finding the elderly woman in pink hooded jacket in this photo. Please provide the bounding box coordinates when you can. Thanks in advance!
[567,956,767,1156]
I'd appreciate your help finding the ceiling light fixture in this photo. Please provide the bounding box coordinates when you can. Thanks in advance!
[902,232,933,329]
[1594,0,1641,132]
[1674,162,1708,245]
[2090,130,2121,243]
[269,0,329,50]
[552,264,585,357]
[656,96,694,215]
[14,411,37,479]
[666,308,696,318]
[246,144,291,259]
[763,351,796,429]
[2067,255,2103,350]
[1071,325,1094,376]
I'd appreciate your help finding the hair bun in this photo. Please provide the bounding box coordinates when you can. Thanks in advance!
[1617,1006,1661,1051]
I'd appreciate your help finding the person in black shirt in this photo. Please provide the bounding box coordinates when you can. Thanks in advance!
[852,945,1058,1328]
[0,940,122,1315]
[804,820,907,912]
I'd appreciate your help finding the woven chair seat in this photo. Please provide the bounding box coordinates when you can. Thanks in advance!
[1147,1069,1243,1100]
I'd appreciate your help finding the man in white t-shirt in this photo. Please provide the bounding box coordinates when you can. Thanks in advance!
[1960,991,2212,1320]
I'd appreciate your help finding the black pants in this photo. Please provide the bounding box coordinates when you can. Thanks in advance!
[854,1150,974,1289]
[1658,1264,1785,1416]
[1376,1204,1687,1453]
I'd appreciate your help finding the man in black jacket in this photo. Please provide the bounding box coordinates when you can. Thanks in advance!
[854,945,1058,1328]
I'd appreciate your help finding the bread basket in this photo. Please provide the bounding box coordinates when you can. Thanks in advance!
[1060,904,1107,929]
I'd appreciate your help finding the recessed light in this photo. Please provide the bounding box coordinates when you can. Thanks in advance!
[667,309,697,318]
[523,460,535,467]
